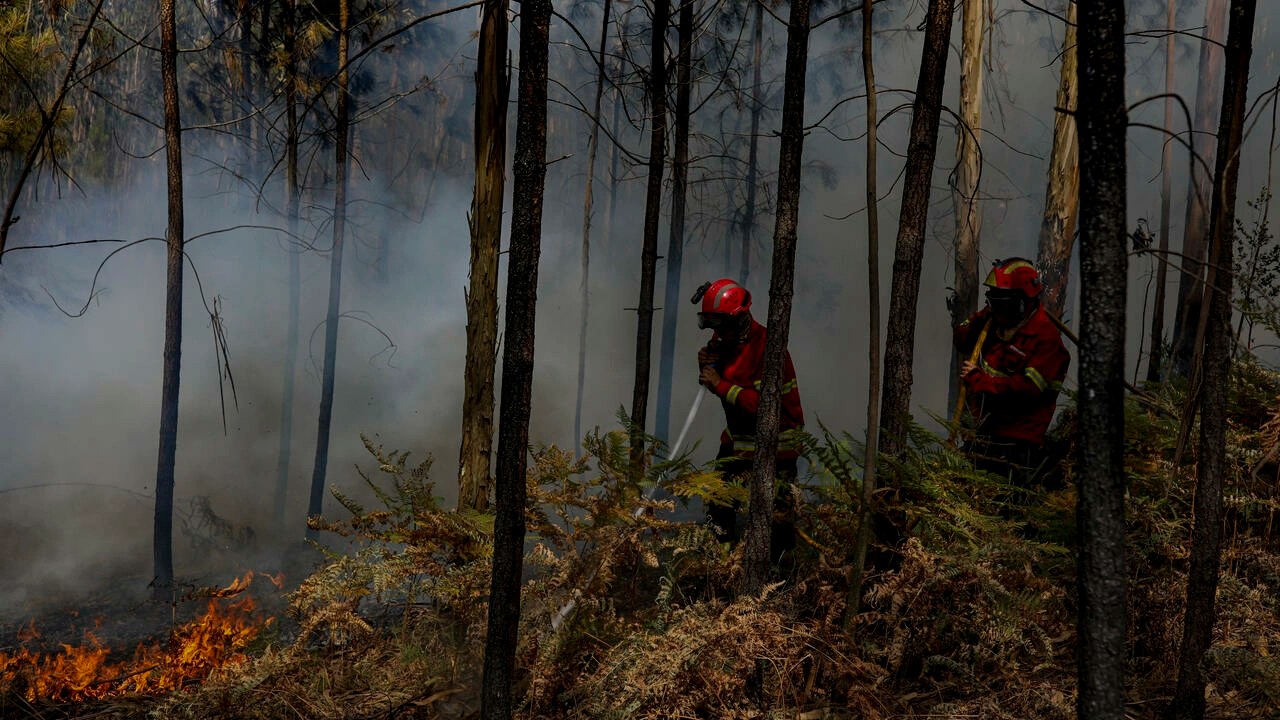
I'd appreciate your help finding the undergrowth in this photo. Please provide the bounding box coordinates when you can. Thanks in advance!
[93,358,1280,719]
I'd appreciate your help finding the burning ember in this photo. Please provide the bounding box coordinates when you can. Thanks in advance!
[0,571,281,702]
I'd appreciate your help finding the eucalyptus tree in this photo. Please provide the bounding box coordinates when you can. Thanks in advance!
[743,0,810,595]
[1075,0,1128,714]
[480,0,551,713]
[877,0,954,458]
[460,0,511,510]
[1171,1,1256,715]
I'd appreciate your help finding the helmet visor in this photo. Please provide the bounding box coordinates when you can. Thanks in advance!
[698,312,729,331]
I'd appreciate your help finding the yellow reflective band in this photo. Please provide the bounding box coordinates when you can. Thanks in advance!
[753,380,763,389]
[979,356,1008,377]
[1024,367,1049,392]
[782,379,798,394]
[726,385,745,404]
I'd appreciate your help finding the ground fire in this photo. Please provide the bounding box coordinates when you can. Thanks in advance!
[0,571,280,703]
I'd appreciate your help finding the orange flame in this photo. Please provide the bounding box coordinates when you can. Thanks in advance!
[0,571,275,702]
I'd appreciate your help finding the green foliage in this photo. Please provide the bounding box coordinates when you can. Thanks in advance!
[1234,188,1280,347]
[0,6,61,156]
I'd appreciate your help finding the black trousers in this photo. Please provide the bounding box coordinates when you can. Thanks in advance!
[705,444,798,563]
[965,434,1051,510]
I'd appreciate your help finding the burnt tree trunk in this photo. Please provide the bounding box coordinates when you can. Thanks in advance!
[740,0,764,284]
[876,0,954,458]
[274,0,302,526]
[1148,0,1175,382]
[947,0,985,410]
[574,0,613,456]
[656,0,694,444]
[1075,0,1128,716]
[743,0,810,595]
[153,0,185,600]
[1036,0,1080,319]
[629,0,670,470]
[1170,0,1228,376]
[1169,1,1254,716]
[846,0,879,625]
[479,0,550,713]
[460,0,510,510]
[306,0,351,540]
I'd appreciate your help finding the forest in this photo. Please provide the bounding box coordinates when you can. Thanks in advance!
[1,0,1279,717]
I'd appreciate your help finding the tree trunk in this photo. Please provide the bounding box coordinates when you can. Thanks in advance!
[1148,0,1175,383]
[628,0,670,470]
[740,0,764,285]
[1035,0,1080,319]
[846,0,879,625]
[575,0,613,457]
[1170,2,1254,717]
[743,0,810,595]
[274,0,302,528]
[876,0,954,458]
[1170,0,1228,376]
[459,0,510,510]
[947,0,985,410]
[656,0,694,445]
[153,0,185,601]
[306,0,351,540]
[479,0,549,713]
[1075,0,1128,716]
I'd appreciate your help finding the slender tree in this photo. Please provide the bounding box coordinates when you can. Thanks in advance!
[743,0,810,594]
[1147,0,1175,382]
[573,0,613,456]
[628,0,670,470]
[876,0,954,458]
[1075,0,1128,716]
[479,0,550,714]
[1036,0,1080,319]
[655,0,694,444]
[460,0,511,509]
[274,0,303,526]
[846,0,879,624]
[306,0,351,540]
[153,0,185,600]
[1170,2,1255,716]
[1169,0,1228,375]
[739,0,765,284]
[947,0,985,409]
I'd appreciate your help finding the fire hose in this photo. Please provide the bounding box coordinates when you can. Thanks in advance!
[551,387,708,630]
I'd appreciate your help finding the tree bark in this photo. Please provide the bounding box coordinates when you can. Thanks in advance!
[743,0,810,595]
[740,0,764,285]
[274,0,302,527]
[1075,0,1128,716]
[656,0,693,445]
[876,0,954,458]
[459,0,510,510]
[306,0,351,540]
[153,0,185,601]
[1148,0,1175,383]
[628,0,670,470]
[1035,0,1080,319]
[1170,2,1254,717]
[1170,0,1228,376]
[574,0,613,457]
[846,0,879,625]
[479,0,549,713]
[947,0,985,410]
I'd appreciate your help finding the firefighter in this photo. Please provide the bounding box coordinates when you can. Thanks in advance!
[953,257,1071,490]
[691,278,805,563]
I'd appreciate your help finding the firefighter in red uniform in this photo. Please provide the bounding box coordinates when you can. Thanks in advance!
[691,278,805,562]
[953,258,1070,488]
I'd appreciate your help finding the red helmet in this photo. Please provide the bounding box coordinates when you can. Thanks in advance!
[984,257,1042,299]
[691,278,752,331]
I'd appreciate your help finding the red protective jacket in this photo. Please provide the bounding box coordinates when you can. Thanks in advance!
[708,320,806,459]
[953,304,1070,445]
